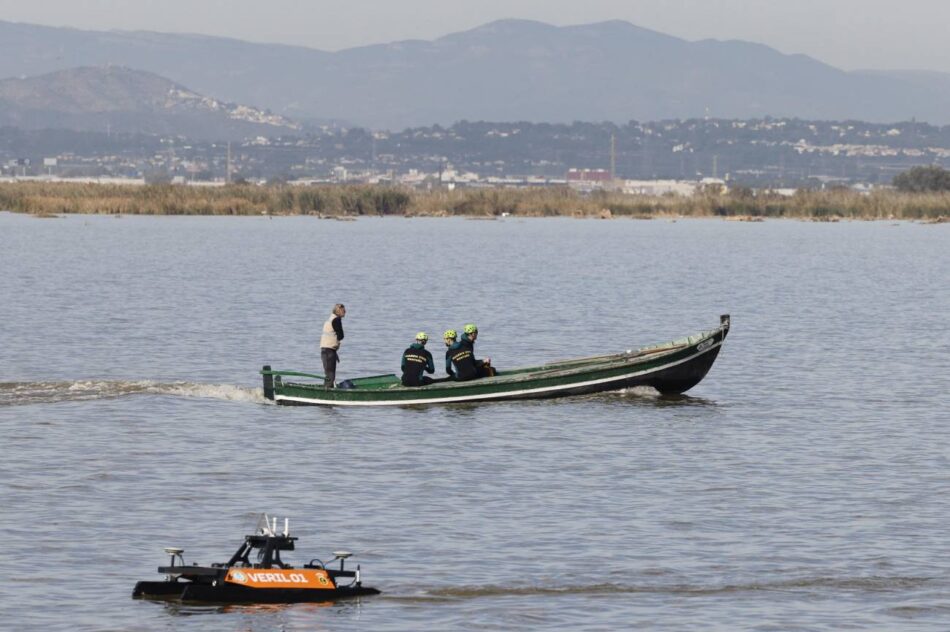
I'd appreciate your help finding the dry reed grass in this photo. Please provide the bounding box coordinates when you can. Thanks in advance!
[2,182,949,220]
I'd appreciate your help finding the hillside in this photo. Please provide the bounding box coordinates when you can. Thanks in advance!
[0,66,300,140]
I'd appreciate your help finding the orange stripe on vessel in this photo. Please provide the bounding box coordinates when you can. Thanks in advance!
[224,568,334,589]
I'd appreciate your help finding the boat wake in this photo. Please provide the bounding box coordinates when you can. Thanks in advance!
[617,385,662,398]
[0,380,268,407]
[395,575,935,601]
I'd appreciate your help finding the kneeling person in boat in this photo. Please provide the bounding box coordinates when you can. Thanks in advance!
[401,332,436,387]
[448,323,493,381]
[443,329,458,379]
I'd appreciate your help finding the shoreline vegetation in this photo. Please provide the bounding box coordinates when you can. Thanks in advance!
[1,182,949,222]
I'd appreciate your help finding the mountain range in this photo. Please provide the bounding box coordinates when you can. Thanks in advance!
[2,19,950,131]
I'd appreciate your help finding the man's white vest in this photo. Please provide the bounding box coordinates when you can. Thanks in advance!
[320,314,341,350]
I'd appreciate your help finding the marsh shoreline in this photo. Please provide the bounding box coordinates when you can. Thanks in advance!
[2,182,948,221]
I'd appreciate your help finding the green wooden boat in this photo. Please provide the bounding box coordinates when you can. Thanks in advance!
[262,315,730,407]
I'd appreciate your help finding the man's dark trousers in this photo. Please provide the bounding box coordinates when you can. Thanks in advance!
[321,348,338,388]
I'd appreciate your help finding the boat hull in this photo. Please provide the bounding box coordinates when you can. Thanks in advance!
[264,315,729,407]
[133,580,380,603]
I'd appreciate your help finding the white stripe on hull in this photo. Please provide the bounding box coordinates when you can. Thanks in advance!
[274,341,722,407]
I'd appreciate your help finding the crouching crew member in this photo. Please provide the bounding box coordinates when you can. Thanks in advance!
[401,332,436,387]
[443,329,458,379]
[449,323,493,381]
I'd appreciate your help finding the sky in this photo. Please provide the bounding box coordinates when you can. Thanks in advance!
[2,0,949,73]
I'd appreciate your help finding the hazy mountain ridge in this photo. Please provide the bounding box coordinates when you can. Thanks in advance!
[0,66,300,140]
[2,19,950,128]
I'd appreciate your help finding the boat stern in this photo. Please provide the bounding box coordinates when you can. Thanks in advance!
[262,365,276,401]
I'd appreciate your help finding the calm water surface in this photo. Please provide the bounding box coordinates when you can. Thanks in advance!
[0,213,948,630]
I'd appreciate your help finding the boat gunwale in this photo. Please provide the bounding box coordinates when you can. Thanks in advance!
[273,338,725,406]
[266,326,721,394]
[264,316,730,406]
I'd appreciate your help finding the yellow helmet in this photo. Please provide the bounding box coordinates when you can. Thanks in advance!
[443,329,457,340]
[463,323,478,335]
[415,332,428,342]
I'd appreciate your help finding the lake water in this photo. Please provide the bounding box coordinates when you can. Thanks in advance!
[1,212,948,630]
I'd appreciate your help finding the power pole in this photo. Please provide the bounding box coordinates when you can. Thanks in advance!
[641,133,650,178]
[610,134,616,181]
[226,142,232,184]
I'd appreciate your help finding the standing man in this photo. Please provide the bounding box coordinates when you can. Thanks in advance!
[320,303,346,389]
[401,332,436,387]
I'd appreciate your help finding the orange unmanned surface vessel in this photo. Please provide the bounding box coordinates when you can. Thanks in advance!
[133,515,380,603]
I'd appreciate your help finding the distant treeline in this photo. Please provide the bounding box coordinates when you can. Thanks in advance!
[1,181,949,220]
[893,165,950,193]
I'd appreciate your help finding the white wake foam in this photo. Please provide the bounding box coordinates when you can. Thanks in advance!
[0,380,268,406]
[154,382,267,403]
[617,385,661,398]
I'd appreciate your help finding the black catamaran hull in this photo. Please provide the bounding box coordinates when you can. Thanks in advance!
[133,581,380,603]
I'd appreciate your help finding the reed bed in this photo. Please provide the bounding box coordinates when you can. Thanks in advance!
[1,182,948,220]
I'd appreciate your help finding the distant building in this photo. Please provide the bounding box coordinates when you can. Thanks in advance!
[566,168,612,182]
[623,179,698,196]
[699,177,729,194]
